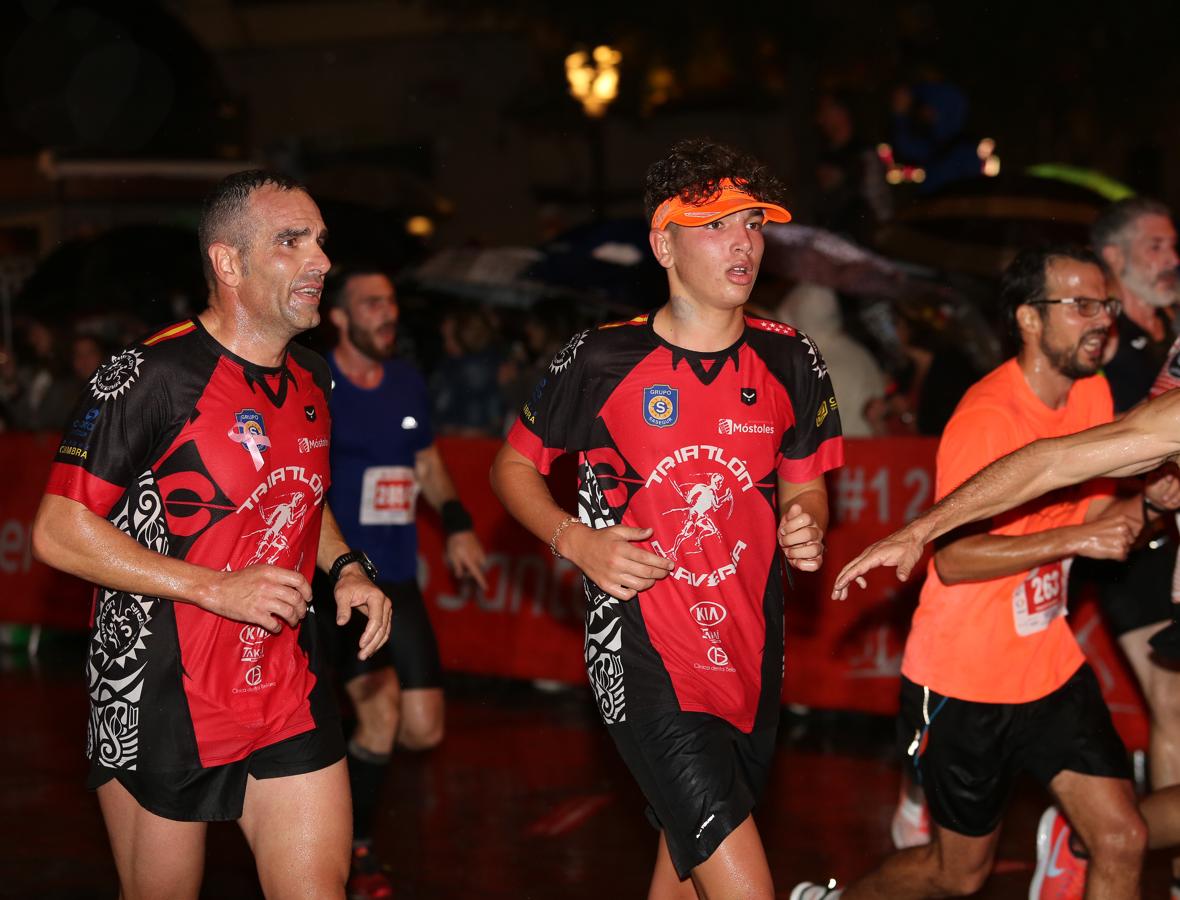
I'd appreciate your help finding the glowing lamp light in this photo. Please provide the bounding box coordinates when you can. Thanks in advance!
[406,215,434,238]
[911,167,926,184]
[566,44,622,117]
[885,168,903,185]
[977,137,1001,177]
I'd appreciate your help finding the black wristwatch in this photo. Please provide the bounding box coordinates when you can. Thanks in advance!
[329,550,378,584]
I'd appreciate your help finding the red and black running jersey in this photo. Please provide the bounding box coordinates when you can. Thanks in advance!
[45,318,335,771]
[507,312,844,731]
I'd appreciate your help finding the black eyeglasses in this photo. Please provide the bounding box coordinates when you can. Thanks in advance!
[1028,297,1122,318]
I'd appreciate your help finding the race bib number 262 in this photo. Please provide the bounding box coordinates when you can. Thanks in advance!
[1011,559,1071,637]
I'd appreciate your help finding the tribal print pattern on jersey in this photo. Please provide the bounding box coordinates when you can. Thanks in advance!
[48,319,336,771]
[509,312,843,732]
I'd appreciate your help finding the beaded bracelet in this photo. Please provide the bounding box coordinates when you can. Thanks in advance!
[549,515,581,558]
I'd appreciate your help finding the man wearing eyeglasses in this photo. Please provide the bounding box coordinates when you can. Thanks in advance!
[1076,197,1180,898]
[793,245,1173,900]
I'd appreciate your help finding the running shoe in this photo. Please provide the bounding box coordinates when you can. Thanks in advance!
[790,879,843,899]
[1029,807,1086,900]
[890,788,931,849]
[347,843,394,900]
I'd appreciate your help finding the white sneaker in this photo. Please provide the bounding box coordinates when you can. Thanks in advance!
[890,791,931,849]
[790,880,843,899]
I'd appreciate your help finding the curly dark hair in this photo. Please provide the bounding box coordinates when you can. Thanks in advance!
[643,139,788,223]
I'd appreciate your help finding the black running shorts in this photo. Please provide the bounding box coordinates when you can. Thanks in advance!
[1073,541,1176,638]
[607,708,778,879]
[88,720,346,822]
[320,575,442,689]
[899,663,1131,837]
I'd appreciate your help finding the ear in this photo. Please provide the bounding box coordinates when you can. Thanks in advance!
[328,305,348,332]
[1100,243,1124,277]
[1015,303,1042,340]
[208,242,243,289]
[649,228,674,270]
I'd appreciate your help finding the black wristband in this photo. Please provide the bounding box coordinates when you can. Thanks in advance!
[1144,493,1168,517]
[441,499,474,535]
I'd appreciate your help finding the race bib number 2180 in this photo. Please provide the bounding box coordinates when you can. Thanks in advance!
[1011,559,1071,637]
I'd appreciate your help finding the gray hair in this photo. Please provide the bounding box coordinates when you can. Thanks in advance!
[1091,196,1172,251]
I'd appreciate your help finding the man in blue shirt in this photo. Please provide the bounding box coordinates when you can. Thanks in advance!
[322,262,487,898]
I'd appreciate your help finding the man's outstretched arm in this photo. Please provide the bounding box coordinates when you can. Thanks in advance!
[831,389,1180,598]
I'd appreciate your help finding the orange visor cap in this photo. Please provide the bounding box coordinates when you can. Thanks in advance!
[651,178,792,230]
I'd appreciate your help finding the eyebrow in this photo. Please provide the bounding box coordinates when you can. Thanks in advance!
[275,227,310,242]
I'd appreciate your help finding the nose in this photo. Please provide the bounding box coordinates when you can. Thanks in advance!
[309,243,330,276]
[733,226,753,255]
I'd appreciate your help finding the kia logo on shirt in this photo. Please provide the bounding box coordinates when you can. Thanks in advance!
[691,601,728,628]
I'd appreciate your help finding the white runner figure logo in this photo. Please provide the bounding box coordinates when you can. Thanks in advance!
[243,491,307,565]
[663,473,734,559]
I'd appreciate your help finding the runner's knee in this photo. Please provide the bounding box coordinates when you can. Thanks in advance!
[398,715,444,751]
[1086,811,1147,867]
[349,672,401,751]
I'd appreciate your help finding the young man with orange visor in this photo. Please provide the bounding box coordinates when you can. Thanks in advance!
[491,139,843,899]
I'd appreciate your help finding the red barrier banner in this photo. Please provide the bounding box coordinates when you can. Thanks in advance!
[0,433,91,629]
[1,433,1149,747]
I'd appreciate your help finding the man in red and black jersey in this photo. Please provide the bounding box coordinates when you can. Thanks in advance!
[491,139,844,898]
[32,171,391,899]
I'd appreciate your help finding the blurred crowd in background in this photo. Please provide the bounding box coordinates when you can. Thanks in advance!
[0,1,1168,439]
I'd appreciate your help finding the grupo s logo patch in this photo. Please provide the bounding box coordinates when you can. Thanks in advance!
[643,384,678,428]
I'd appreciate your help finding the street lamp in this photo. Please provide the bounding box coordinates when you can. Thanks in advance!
[565,44,621,220]
[565,45,621,118]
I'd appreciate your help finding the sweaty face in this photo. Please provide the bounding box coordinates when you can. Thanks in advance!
[236,186,330,339]
[1120,213,1179,309]
[662,208,766,310]
[341,274,399,361]
[1037,258,1113,379]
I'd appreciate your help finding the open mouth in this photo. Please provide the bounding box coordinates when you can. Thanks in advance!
[727,264,754,285]
[293,283,323,301]
[1079,333,1106,356]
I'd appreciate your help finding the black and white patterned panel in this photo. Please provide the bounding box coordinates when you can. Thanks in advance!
[584,586,625,724]
[86,469,169,770]
[577,462,617,530]
[577,460,626,723]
